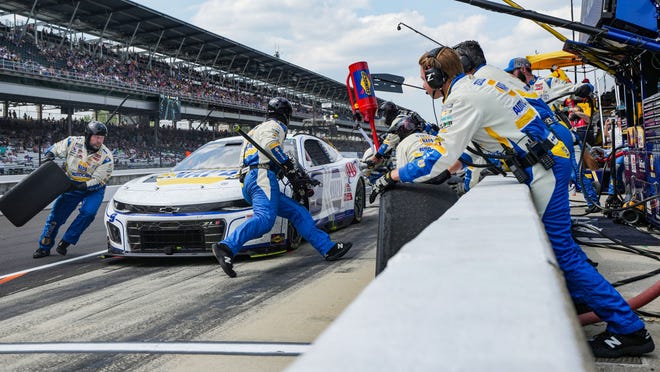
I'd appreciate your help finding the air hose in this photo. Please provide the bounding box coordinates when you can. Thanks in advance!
[578,279,660,325]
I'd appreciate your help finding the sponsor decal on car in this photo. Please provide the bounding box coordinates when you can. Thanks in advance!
[155,169,238,186]
[270,233,285,244]
[345,162,357,178]
[343,183,353,201]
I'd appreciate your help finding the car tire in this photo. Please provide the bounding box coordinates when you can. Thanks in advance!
[352,177,366,224]
[286,190,309,251]
[375,183,459,276]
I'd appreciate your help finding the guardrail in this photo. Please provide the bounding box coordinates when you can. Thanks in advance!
[288,176,594,371]
[0,167,168,195]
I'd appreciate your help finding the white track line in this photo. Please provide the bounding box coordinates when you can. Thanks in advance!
[0,342,310,355]
[0,250,106,280]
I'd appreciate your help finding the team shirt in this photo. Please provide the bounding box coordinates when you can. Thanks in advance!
[398,73,570,183]
[241,119,289,166]
[48,136,114,189]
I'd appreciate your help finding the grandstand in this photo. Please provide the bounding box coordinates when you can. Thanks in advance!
[0,0,379,172]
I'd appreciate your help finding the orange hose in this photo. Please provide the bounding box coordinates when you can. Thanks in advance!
[579,280,660,325]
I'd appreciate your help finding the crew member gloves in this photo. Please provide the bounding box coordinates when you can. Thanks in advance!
[70,181,87,191]
[369,171,396,203]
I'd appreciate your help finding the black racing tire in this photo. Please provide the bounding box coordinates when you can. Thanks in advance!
[352,177,366,224]
[0,161,71,227]
[375,183,459,276]
[286,190,309,251]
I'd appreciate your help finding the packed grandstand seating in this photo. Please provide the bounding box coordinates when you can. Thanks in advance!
[0,23,355,120]
[0,117,369,174]
[0,22,369,175]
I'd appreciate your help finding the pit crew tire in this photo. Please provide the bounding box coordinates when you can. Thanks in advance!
[352,178,366,224]
[0,161,71,227]
[375,183,459,276]
[286,188,309,250]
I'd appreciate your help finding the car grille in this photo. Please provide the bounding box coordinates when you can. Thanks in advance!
[115,200,250,214]
[126,219,226,253]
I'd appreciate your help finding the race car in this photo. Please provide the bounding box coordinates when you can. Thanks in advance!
[104,134,366,257]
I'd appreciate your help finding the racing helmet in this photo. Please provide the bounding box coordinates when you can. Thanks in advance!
[267,97,293,125]
[85,120,108,152]
[388,115,420,141]
[378,101,400,127]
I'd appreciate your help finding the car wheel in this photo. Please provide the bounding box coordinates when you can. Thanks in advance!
[352,177,366,224]
[376,183,459,276]
[286,190,308,251]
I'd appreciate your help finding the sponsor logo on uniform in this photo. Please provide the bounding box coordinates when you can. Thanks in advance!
[495,82,509,92]
[512,100,527,116]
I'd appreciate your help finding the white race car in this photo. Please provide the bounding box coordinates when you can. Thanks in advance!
[104,134,366,257]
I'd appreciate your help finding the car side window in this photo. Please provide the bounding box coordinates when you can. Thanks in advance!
[304,139,332,166]
[320,141,340,163]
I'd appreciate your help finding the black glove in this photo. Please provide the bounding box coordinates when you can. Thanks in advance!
[361,158,376,170]
[70,181,87,191]
[44,152,55,161]
[574,84,592,99]
[447,175,466,196]
[369,171,396,203]
[281,158,297,179]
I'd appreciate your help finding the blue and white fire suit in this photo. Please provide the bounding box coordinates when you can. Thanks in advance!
[402,73,644,334]
[376,113,439,160]
[457,64,573,193]
[394,132,444,181]
[527,74,600,207]
[528,75,575,104]
[39,136,114,251]
[466,64,599,206]
[219,119,335,256]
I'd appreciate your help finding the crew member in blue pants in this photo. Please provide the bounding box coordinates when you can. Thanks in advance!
[370,46,653,358]
[212,97,352,278]
[34,121,114,258]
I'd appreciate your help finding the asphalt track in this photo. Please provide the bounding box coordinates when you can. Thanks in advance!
[0,201,380,371]
[1,197,660,371]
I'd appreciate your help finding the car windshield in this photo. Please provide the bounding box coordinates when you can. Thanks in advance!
[172,141,243,171]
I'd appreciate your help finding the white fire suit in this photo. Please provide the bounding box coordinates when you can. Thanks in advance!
[219,119,335,256]
[38,136,114,251]
[406,72,643,335]
[394,132,444,183]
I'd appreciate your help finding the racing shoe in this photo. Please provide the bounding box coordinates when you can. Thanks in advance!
[33,248,50,259]
[56,240,70,256]
[324,242,353,261]
[212,243,237,278]
[589,328,655,358]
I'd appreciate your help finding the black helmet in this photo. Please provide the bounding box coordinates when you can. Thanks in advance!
[387,115,420,141]
[85,120,107,152]
[378,101,400,127]
[267,97,293,125]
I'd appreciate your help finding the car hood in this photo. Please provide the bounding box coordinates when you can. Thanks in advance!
[112,168,244,206]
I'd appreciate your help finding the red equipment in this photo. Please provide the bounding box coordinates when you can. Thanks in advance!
[346,61,380,149]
